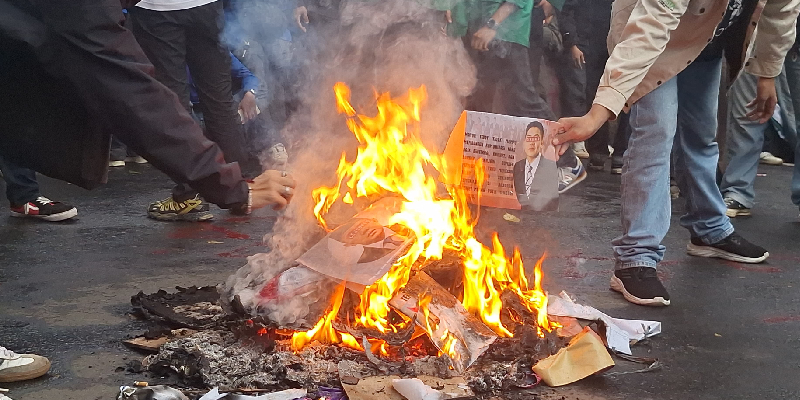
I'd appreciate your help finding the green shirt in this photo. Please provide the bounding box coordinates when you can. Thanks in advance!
[431,0,534,48]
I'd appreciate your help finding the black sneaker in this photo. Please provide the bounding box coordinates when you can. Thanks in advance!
[686,232,768,263]
[610,156,623,175]
[610,267,670,306]
[723,197,751,217]
[147,194,213,222]
[10,196,78,222]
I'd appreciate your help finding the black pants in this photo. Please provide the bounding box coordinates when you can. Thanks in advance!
[130,3,244,201]
[581,45,631,159]
[468,41,577,168]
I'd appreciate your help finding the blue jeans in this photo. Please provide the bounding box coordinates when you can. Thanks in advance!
[0,156,40,206]
[613,57,734,270]
[787,51,800,207]
[720,62,799,208]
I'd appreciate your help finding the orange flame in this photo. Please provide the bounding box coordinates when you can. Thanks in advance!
[296,83,557,357]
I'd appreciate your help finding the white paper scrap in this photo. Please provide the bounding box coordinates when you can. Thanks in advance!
[225,388,308,400]
[547,291,661,354]
[392,378,444,400]
[199,388,226,400]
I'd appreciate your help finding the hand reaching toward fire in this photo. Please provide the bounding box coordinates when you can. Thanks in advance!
[553,104,613,156]
[294,6,309,32]
[249,170,297,211]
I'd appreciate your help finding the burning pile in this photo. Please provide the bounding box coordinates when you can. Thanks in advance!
[283,82,559,369]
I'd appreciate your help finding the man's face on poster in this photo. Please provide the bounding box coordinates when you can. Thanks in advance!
[524,127,543,159]
[336,218,385,246]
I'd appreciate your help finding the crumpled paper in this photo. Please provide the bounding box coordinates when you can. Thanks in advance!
[532,326,614,387]
[547,291,661,354]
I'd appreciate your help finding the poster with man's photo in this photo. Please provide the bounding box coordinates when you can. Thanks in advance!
[442,111,560,211]
[297,197,414,286]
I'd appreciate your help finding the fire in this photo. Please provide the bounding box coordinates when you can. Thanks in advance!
[294,83,557,357]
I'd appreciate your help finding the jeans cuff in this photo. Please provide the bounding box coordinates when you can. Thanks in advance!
[700,225,735,245]
[615,260,657,270]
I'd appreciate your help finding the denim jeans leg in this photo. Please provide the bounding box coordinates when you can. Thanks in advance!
[674,58,734,244]
[719,71,767,209]
[784,52,800,207]
[0,157,40,206]
[612,76,678,270]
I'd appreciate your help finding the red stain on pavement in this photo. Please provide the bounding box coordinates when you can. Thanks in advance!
[763,315,800,324]
[168,224,250,240]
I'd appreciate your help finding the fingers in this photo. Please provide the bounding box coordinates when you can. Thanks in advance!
[555,143,570,157]
[445,10,452,24]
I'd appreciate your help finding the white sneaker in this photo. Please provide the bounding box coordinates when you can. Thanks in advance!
[109,160,125,167]
[0,392,12,400]
[572,141,589,159]
[759,152,783,165]
[0,347,51,383]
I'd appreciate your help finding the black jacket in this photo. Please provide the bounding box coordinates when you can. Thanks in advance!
[559,0,614,52]
[0,0,248,208]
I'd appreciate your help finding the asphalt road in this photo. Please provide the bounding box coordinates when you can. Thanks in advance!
[1,161,798,400]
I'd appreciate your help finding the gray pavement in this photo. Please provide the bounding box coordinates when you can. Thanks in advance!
[1,162,799,400]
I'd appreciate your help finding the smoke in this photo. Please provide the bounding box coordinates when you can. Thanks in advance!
[221,0,476,326]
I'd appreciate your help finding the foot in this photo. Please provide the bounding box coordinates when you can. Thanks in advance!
[610,156,623,175]
[10,197,77,222]
[572,141,589,159]
[686,232,768,263]
[0,393,11,400]
[587,154,606,171]
[557,157,587,194]
[147,194,213,222]
[109,160,125,167]
[610,267,670,306]
[724,197,751,217]
[759,152,783,165]
[0,346,51,383]
[125,156,148,164]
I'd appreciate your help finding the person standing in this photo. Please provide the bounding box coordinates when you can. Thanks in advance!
[720,18,800,217]
[128,0,247,221]
[554,0,799,306]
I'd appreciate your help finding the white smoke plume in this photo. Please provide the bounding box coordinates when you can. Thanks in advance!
[221,0,476,328]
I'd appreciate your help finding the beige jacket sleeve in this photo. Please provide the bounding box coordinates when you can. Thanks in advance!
[745,0,800,78]
[593,0,691,116]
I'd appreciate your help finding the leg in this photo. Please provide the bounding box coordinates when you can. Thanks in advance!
[128,7,191,110]
[583,47,611,161]
[0,156,40,206]
[718,70,768,210]
[785,51,800,207]
[184,2,245,166]
[674,58,733,243]
[612,76,678,270]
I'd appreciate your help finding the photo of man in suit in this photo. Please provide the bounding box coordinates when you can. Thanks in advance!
[513,121,559,211]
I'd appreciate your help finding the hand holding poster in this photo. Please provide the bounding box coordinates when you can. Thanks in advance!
[443,111,561,211]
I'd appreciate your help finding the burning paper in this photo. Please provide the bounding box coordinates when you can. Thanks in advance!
[390,272,497,373]
[297,198,414,287]
[547,291,661,354]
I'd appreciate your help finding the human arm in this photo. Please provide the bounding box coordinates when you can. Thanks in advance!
[472,2,519,51]
[744,0,800,122]
[231,54,260,122]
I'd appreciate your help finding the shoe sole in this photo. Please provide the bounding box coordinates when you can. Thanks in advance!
[109,161,126,167]
[147,210,214,222]
[10,208,78,222]
[610,167,622,175]
[759,159,784,166]
[686,243,768,263]
[0,356,51,382]
[610,275,670,307]
[725,208,751,218]
[558,169,588,194]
